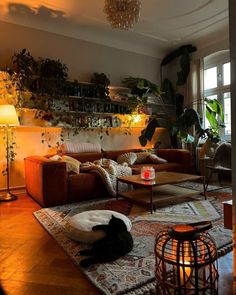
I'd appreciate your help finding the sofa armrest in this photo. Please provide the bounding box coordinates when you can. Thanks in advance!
[24,156,68,207]
[156,149,193,173]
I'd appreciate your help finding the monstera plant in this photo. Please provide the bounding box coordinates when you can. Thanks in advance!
[139,98,225,147]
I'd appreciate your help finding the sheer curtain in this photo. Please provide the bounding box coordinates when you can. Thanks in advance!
[186,58,204,115]
[176,58,204,153]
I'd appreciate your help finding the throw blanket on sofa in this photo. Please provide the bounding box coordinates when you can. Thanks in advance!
[80,159,132,196]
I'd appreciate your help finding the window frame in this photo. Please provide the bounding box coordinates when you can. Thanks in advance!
[203,51,231,141]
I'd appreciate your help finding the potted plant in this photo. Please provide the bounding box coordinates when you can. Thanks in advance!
[139,98,225,152]
[90,72,110,99]
[12,48,38,90]
[198,98,225,157]
[122,77,161,113]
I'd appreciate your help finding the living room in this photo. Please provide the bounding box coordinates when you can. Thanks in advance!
[0,1,236,294]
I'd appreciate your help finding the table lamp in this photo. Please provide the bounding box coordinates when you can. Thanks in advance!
[0,105,19,202]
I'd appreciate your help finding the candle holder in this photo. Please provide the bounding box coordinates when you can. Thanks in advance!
[155,221,218,294]
[140,166,155,180]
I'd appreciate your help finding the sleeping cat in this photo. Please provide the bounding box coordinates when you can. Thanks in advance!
[79,215,133,267]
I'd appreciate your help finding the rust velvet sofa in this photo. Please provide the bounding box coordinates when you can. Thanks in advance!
[24,148,193,207]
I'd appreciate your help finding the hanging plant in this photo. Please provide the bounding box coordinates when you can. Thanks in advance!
[0,127,17,176]
[161,44,197,85]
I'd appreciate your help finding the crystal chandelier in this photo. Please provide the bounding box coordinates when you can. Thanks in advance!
[104,0,141,30]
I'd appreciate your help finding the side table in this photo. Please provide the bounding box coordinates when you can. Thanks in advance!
[223,200,232,229]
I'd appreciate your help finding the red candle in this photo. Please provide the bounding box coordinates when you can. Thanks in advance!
[144,170,151,179]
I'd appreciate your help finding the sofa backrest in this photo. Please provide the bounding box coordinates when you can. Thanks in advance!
[45,149,145,163]
[104,149,142,161]
[63,152,105,163]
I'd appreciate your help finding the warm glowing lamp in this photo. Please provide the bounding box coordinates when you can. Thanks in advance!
[0,105,19,202]
[155,222,218,294]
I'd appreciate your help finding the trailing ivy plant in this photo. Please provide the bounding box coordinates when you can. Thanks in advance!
[0,127,17,176]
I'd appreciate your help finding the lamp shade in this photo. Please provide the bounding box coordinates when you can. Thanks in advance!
[0,105,19,126]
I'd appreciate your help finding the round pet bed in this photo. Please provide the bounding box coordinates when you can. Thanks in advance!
[64,210,132,244]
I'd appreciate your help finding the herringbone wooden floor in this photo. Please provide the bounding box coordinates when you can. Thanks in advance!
[0,193,233,295]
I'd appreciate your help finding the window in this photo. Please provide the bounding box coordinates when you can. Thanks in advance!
[203,51,231,140]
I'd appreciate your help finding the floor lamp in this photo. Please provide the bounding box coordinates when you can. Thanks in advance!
[0,105,19,202]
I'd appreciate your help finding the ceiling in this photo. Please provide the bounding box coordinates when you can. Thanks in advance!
[0,0,229,58]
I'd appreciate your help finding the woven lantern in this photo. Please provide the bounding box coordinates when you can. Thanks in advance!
[155,221,218,294]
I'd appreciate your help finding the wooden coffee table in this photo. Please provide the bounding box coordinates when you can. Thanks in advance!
[116,172,206,213]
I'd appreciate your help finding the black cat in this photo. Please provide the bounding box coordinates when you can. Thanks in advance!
[79,215,133,267]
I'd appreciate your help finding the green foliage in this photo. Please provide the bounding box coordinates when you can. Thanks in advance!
[12,48,38,89]
[139,118,160,146]
[90,72,110,99]
[161,78,175,104]
[122,77,161,113]
[12,49,68,99]
[139,98,225,146]
[122,77,161,97]
[205,98,224,129]
[170,108,203,143]
[171,99,225,144]
[1,127,17,176]
[177,49,190,85]
[91,72,110,86]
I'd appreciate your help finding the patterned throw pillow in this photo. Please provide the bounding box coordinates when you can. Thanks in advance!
[61,155,81,173]
[117,152,137,165]
[135,152,151,164]
[149,154,167,164]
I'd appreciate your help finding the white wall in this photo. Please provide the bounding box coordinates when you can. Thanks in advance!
[0,20,160,85]
[0,20,166,189]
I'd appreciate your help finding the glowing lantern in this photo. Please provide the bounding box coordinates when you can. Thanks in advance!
[155,222,218,294]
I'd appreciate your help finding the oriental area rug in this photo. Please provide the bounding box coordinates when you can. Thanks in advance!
[34,184,232,295]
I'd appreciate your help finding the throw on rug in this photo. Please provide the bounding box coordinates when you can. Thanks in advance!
[34,190,232,295]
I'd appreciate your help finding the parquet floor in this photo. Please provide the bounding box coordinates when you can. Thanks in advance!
[0,193,233,295]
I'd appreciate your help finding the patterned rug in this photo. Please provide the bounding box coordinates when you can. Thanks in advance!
[34,186,232,295]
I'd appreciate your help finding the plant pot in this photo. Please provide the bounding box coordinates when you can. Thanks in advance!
[199,140,220,159]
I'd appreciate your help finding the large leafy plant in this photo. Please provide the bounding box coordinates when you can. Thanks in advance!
[122,77,161,112]
[204,98,225,142]
[139,98,225,146]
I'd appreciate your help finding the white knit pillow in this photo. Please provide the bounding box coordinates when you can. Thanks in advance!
[61,155,81,173]
[61,142,101,153]
[149,154,167,164]
[64,210,132,244]
[49,155,62,161]
[117,152,137,165]
[135,152,151,164]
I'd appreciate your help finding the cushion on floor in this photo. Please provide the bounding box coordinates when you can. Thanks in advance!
[64,209,132,244]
